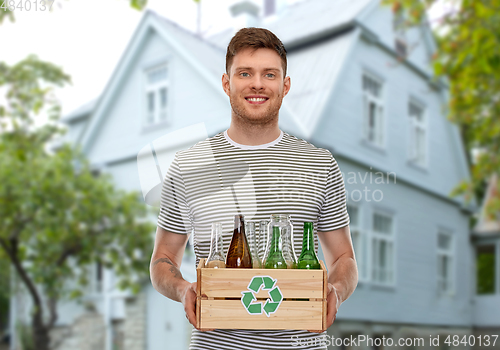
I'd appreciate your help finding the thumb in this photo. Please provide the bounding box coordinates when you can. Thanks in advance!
[327,283,334,295]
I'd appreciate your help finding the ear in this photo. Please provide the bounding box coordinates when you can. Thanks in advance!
[222,73,230,97]
[283,76,291,97]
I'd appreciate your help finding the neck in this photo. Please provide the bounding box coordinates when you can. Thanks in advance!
[227,115,281,146]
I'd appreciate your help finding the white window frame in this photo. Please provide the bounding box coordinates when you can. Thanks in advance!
[144,63,169,127]
[362,73,385,148]
[348,204,369,282]
[408,99,427,168]
[371,211,395,286]
[437,229,455,296]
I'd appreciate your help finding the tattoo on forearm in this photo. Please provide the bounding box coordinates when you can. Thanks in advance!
[153,257,182,279]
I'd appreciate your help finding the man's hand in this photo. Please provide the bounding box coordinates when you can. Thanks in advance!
[308,282,342,333]
[180,281,198,329]
[326,283,341,328]
[180,281,215,332]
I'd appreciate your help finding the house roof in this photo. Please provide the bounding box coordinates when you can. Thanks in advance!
[150,11,226,79]
[473,173,500,236]
[75,9,229,151]
[61,97,98,123]
[206,0,372,49]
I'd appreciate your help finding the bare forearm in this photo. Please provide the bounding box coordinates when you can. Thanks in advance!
[328,254,358,303]
[150,257,190,303]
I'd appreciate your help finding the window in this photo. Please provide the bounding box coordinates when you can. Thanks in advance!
[363,74,384,147]
[408,101,426,167]
[371,212,394,285]
[144,64,169,126]
[476,244,496,294]
[349,205,368,281]
[437,231,454,294]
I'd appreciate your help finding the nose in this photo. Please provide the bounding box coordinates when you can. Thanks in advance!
[250,75,264,90]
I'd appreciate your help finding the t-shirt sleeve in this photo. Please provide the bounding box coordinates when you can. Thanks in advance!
[317,153,350,232]
[157,154,193,235]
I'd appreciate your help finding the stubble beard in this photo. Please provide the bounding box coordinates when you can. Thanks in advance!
[229,93,283,128]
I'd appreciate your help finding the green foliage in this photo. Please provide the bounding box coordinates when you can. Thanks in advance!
[0,52,155,340]
[476,249,495,294]
[0,258,9,331]
[16,322,34,350]
[383,0,500,213]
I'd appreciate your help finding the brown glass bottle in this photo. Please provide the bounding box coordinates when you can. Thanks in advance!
[226,214,253,268]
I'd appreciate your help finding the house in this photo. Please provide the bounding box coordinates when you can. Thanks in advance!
[10,0,498,349]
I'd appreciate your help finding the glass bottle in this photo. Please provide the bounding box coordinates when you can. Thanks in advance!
[264,226,287,269]
[266,214,297,269]
[297,222,321,269]
[259,220,269,263]
[246,221,262,268]
[226,214,253,268]
[205,222,226,268]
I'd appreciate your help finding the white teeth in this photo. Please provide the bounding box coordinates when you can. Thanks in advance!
[247,98,267,102]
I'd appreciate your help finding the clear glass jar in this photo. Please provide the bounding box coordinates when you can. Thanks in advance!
[205,222,226,268]
[264,214,297,269]
[259,220,269,262]
[246,221,262,268]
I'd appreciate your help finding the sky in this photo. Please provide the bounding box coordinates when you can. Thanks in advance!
[1,0,445,124]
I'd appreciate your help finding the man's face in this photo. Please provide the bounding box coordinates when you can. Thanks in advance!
[222,48,291,125]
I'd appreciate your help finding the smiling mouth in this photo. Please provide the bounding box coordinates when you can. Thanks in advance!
[245,97,269,104]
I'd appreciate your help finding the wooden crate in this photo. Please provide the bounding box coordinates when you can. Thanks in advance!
[196,258,327,332]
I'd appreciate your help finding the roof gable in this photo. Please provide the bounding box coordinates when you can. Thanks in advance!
[77,10,227,153]
[474,173,500,235]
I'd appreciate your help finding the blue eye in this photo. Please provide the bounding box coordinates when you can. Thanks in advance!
[266,73,275,78]
[240,72,249,77]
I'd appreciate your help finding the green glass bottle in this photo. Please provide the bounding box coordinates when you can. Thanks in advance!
[297,222,321,269]
[264,226,287,269]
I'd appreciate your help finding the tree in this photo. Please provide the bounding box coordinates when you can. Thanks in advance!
[383,0,500,218]
[0,55,155,350]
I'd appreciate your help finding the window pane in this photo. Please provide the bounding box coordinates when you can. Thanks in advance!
[438,233,451,250]
[159,88,167,121]
[372,240,378,281]
[147,92,155,123]
[351,230,359,252]
[147,66,168,84]
[160,87,167,108]
[361,234,368,279]
[369,102,376,141]
[476,245,496,294]
[348,206,359,226]
[373,213,392,234]
[363,75,381,98]
[377,105,384,145]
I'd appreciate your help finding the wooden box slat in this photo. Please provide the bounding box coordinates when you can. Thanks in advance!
[199,299,324,331]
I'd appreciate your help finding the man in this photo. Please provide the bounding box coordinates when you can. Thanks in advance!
[150,27,358,349]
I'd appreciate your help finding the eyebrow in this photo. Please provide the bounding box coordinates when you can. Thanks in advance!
[234,67,280,72]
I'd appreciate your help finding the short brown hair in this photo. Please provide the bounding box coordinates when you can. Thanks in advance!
[226,27,287,77]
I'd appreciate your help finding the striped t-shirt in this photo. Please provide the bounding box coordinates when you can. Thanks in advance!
[157,130,350,350]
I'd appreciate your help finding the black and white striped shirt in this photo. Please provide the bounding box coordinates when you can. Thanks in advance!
[158,130,349,350]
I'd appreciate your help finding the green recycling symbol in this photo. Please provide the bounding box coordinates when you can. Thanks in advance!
[241,276,283,317]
